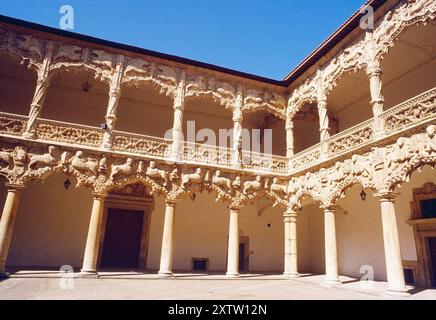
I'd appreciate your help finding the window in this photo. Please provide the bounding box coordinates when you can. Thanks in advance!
[404,268,415,285]
[192,258,208,272]
[420,199,436,219]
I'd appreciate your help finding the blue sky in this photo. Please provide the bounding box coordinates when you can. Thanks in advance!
[0,0,365,79]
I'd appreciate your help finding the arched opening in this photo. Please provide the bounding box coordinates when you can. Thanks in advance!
[244,110,286,156]
[381,23,436,109]
[183,97,233,148]
[239,198,283,273]
[326,68,371,132]
[297,195,325,275]
[335,184,386,281]
[0,53,37,116]
[293,103,320,153]
[43,69,108,127]
[3,174,92,272]
[116,83,173,137]
[165,191,229,273]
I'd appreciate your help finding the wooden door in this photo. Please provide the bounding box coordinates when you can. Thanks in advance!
[239,243,245,273]
[101,208,144,269]
[428,237,436,287]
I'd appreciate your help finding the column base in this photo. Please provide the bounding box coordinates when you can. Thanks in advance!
[0,271,10,279]
[284,272,300,278]
[79,269,99,278]
[158,271,174,278]
[226,272,240,278]
[385,288,411,297]
[322,277,342,287]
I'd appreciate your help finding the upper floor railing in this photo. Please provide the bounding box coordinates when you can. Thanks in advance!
[0,86,434,176]
[289,86,436,174]
[0,111,289,175]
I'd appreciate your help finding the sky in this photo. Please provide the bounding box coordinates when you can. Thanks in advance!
[0,0,366,80]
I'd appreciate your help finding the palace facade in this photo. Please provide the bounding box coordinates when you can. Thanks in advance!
[0,0,435,295]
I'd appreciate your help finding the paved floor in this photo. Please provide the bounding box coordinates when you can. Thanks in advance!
[0,271,435,300]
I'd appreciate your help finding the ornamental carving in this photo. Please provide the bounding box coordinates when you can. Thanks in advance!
[287,0,436,118]
[0,26,286,117]
[0,124,434,210]
[287,124,436,208]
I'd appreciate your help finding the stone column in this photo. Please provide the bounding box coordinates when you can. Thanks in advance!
[232,85,244,167]
[232,107,243,167]
[226,207,240,277]
[24,42,54,138]
[80,193,107,276]
[367,64,385,138]
[159,201,176,277]
[283,208,299,277]
[0,184,24,277]
[323,206,340,285]
[102,55,124,149]
[318,98,330,159]
[375,192,409,295]
[171,72,186,161]
[286,117,294,158]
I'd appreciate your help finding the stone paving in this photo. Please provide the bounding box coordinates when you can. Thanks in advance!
[0,271,435,300]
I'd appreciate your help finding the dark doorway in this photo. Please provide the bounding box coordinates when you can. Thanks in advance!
[239,243,245,273]
[101,208,144,269]
[238,236,249,273]
[428,237,436,287]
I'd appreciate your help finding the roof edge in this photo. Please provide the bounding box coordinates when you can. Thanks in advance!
[283,0,388,85]
[0,14,286,87]
[0,0,389,90]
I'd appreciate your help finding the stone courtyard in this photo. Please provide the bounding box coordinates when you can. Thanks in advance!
[0,272,435,300]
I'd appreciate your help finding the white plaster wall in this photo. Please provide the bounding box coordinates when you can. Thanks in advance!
[334,166,435,281]
[335,186,387,281]
[148,194,284,272]
[0,70,35,116]
[2,174,92,268]
[239,199,284,272]
[2,180,284,273]
[298,203,325,274]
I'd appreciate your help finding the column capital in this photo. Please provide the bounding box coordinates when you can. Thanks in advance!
[91,192,107,201]
[321,205,336,213]
[165,200,178,207]
[232,108,243,123]
[374,191,399,202]
[366,64,383,78]
[5,183,25,193]
[229,206,241,212]
[317,98,328,108]
[173,103,184,112]
[283,210,297,223]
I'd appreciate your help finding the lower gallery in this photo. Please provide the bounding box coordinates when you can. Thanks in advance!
[0,0,436,297]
